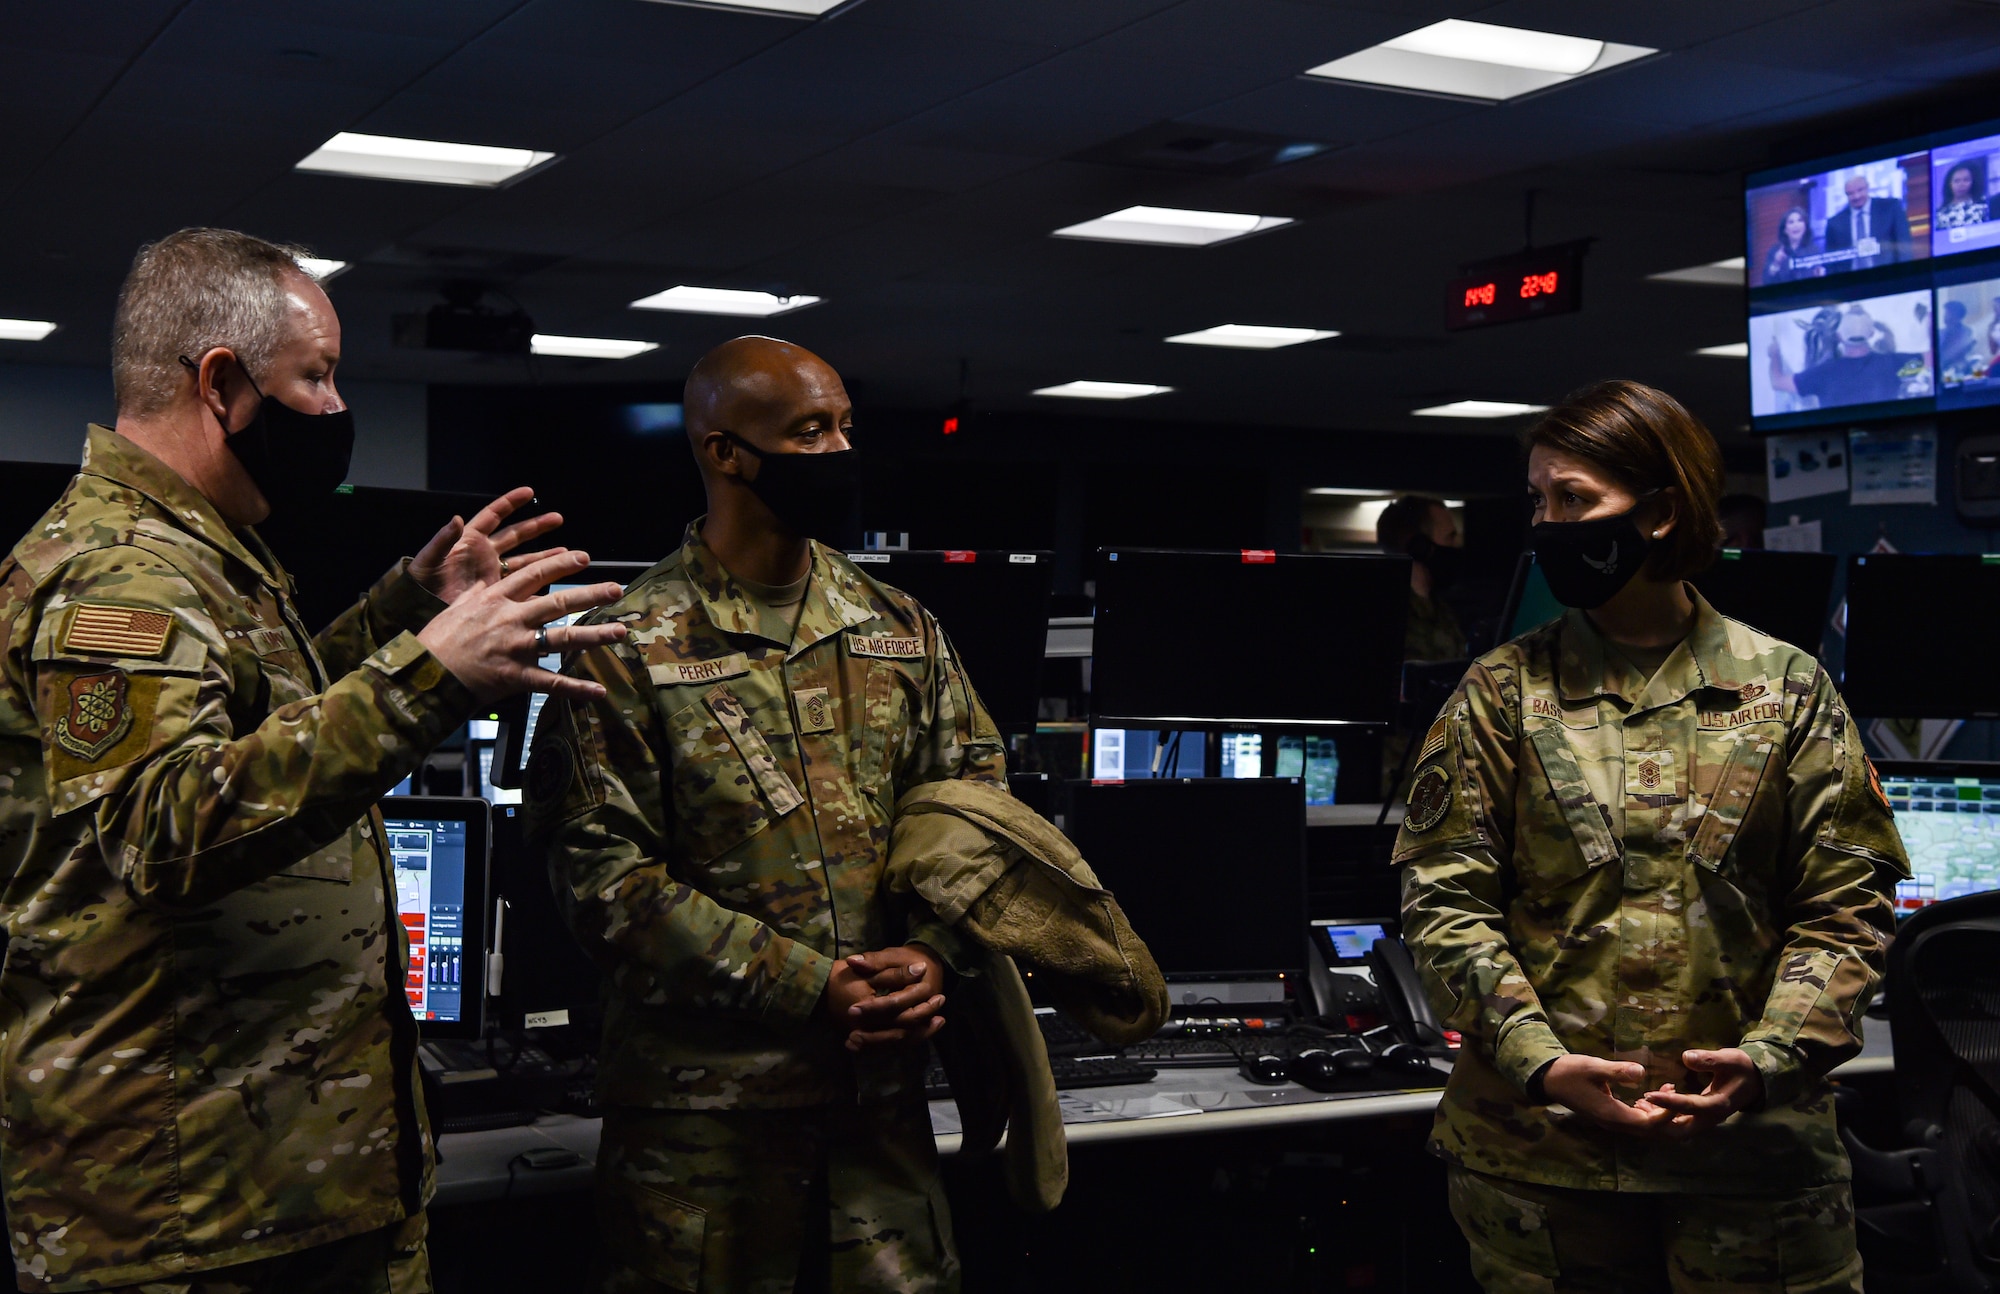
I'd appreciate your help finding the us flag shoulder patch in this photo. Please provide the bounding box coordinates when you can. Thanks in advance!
[1416,718,1449,766]
[61,604,173,658]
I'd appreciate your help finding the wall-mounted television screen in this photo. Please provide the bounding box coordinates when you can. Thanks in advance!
[1931,132,2000,258]
[1746,150,1931,289]
[1935,266,2000,408]
[1749,287,1935,423]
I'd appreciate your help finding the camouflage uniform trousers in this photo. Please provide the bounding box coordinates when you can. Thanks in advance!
[1446,1167,1861,1293]
[598,1098,958,1294]
[112,1213,429,1294]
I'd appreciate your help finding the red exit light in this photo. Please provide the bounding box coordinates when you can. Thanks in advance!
[941,415,959,435]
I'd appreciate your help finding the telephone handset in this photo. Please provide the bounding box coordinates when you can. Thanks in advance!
[1367,936,1449,1054]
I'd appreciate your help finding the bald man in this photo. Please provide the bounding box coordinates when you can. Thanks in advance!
[526,337,1008,1293]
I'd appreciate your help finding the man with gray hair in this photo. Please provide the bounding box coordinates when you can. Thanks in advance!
[0,227,629,1293]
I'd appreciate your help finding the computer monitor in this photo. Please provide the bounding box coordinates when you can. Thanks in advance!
[1092,548,1408,727]
[1878,761,2000,914]
[493,561,658,790]
[1692,550,1839,655]
[486,804,604,1032]
[1494,550,1838,655]
[1063,777,1307,980]
[845,550,1055,731]
[1843,553,2000,718]
[384,796,491,1040]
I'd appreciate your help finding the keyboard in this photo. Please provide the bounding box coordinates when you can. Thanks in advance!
[1124,1032,1329,1070]
[924,1054,1157,1101]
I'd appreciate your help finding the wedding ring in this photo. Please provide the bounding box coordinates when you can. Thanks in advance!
[499,557,512,577]
[534,626,551,654]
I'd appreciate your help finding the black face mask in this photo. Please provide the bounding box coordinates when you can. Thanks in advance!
[1407,535,1465,592]
[1529,509,1652,609]
[181,355,354,517]
[725,432,861,543]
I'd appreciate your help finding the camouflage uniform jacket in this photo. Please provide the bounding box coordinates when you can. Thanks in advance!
[1394,591,1907,1192]
[0,427,474,1291]
[527,522,1008,1110]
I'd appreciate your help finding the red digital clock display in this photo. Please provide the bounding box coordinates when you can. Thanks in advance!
[1446,244,1586,331]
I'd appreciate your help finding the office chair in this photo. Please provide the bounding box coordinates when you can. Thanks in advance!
[1840,891,2000,1292]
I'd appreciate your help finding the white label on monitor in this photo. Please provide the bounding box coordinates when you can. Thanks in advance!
[1008,553,1038,564]
[524,1009,571,1029]
[848,553,891,563]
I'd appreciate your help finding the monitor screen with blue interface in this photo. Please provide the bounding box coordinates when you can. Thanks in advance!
[1882,764,2000,915]
[1314,921,1390,963]
[384,811,473,1024]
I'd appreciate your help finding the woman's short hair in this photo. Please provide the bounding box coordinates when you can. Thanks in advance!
[1523,380,1725,582]
[112,228,313,418]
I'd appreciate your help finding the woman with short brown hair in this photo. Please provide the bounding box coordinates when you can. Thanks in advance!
[1394,380,1907,1291]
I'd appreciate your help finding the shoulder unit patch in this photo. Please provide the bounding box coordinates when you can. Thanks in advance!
[1405,764,1453,834]
[56,670,134,761]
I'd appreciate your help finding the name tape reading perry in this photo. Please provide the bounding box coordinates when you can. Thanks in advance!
[649,654,751,686]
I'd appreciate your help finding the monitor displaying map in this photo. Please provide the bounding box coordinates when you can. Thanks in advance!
[1883,769,2000,914]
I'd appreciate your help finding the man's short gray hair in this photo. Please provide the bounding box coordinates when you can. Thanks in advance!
[111,228,315,417]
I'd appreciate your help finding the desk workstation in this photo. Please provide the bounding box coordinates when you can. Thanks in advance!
[411,540,1957,1293]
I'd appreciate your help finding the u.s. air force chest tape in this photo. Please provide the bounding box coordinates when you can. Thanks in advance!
[848,632,924,660]
[1697,678,1785,730]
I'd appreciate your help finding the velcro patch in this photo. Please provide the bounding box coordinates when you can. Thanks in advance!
[56,670,133,760]
[795,687,834,733]
[1405,764,1452,833]
[61,604,171,658]
[248,627,294,656]
[649,655,750,687]
[849,634,923,660]
[1415,718,1448,767]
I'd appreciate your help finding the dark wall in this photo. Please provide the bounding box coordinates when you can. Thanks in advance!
[427,384,1525,595]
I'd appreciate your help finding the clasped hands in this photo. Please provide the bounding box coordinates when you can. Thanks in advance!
[823,944,947,1053]
[1540,1048,1764,1140]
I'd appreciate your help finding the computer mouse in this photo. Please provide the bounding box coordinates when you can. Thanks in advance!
[1240,1053,1291,1085]
[1332,1046,1377,1077]
[1286,1049,1347,1092]
[1379,1043,1437,1075]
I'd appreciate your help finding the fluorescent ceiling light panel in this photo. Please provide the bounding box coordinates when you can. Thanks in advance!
[1032,381,1172,400]
[1304,19,1654,101]
[1696,342,1749,358]
[1648,256,1746,286]
[1052,205,1293,247]
[0,319,58,341]
[641,0,842,13]
[1412,400,1549,419]
[1308,488,1464,506]
[295,257,348,282]
[629,285,821,317]
[1166,324,1340,349]
[530,334,660,360]
[296,132,557,187]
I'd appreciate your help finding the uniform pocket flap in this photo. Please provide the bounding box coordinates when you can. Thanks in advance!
[1523,727,1621,883]
[600,1179,707,1291]
[703,685,804,817]
[1686,731,1776,872]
